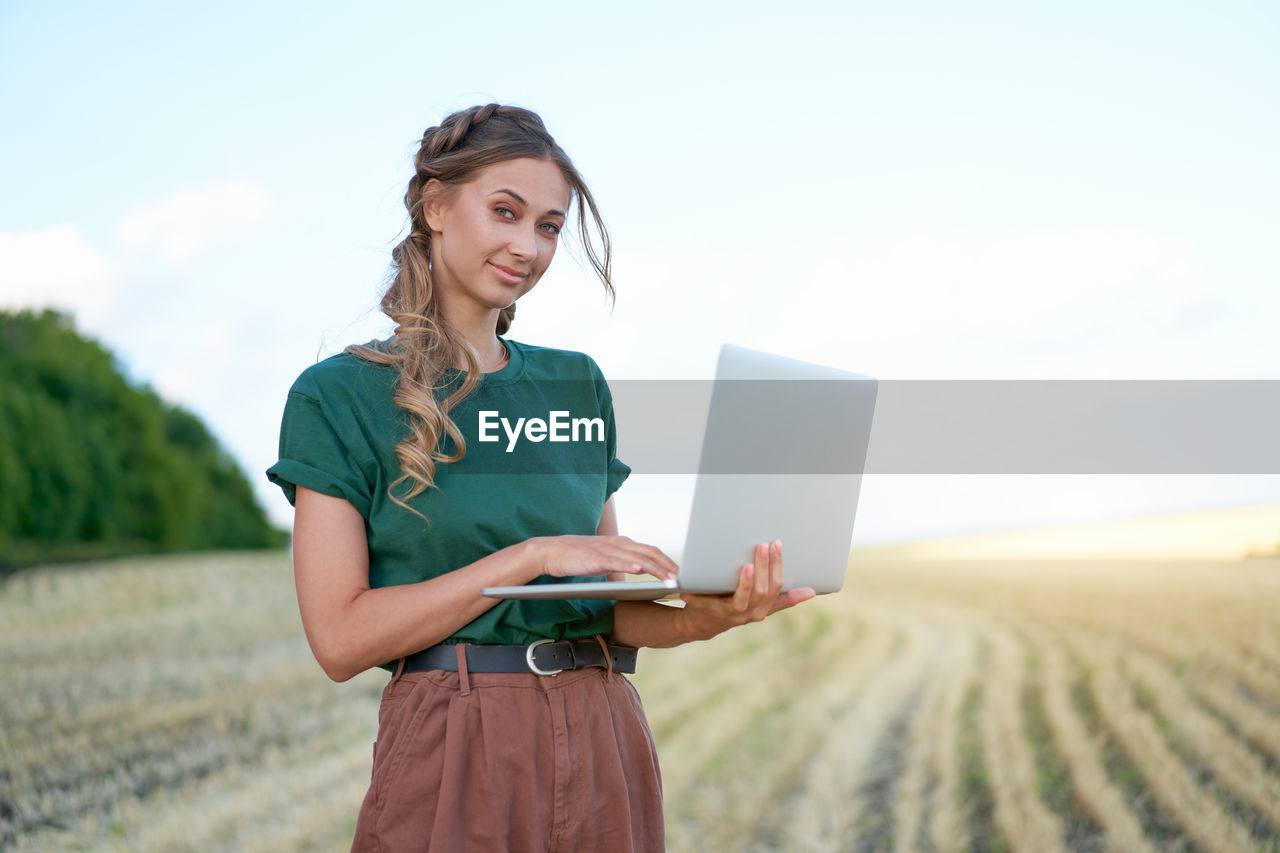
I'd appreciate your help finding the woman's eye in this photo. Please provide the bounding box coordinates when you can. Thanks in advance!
[540,222,562,235]
[495,207,515,219]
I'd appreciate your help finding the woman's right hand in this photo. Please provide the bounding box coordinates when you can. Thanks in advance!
[531,535,679,581]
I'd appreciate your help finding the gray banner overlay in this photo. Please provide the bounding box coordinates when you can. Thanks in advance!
[446,380,1280,475]
[609,380,1280,474]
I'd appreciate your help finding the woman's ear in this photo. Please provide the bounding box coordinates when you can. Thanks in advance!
[421,179,448,232]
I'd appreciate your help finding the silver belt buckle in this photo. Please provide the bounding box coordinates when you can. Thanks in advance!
[525,638,563,676]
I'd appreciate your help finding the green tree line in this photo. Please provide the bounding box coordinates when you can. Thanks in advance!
[0,308,285,570]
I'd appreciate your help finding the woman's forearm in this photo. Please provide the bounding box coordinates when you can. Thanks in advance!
[611,544,816,650]
[293,487,549,681]
[301,539,545,682]
[610,600,706,649]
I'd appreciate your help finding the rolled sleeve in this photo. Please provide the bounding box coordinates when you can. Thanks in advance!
[606,456,631,500]
[587,356,632,500]
[266,391,373,517]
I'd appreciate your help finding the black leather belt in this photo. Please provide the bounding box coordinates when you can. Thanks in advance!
[401,638,638,676]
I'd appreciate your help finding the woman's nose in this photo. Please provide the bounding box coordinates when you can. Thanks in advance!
[508,225,538,259]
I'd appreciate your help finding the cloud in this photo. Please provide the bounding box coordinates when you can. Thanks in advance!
[0,176,278,333]
[112,178,277,260]
[0,225,119,324]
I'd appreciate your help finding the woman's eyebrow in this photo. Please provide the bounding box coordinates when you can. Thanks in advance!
[491,188,566,218]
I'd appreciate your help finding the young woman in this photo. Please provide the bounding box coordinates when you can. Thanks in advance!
[267,103,814,852]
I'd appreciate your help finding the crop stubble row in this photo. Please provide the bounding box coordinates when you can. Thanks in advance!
[4,553,1280,851]
[655,557,1280,852]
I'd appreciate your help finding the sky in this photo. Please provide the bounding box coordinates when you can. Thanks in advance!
[2,1,1278,552]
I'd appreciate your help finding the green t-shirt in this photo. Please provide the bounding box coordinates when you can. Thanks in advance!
[266,337,632,659]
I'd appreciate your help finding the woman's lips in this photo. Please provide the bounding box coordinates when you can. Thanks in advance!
[489,262,527,285]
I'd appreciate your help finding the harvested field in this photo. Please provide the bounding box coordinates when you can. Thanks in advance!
[2,550,1279,851]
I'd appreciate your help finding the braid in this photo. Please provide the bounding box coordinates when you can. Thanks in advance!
[419,103,501,161]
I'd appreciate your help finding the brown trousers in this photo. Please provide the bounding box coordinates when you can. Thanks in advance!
[351,646,665,852]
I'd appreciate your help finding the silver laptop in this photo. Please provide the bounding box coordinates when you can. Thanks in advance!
[482,344,878,601]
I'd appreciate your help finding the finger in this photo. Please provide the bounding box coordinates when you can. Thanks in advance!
[614,559,646,576]
[745,544,781,621]
[770,587,816,614]
[612,538,679,579]
[602,545,672,579]
[753,543,770,599]
[629,559,675,580]
[731,564,754,612]
[636,542,680,578]
[603,555,659,578]
[769,539,783,593]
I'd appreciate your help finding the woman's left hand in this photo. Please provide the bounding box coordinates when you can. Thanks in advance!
[677,540,816,642]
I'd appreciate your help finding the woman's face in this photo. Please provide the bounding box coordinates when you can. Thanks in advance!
[424,157,570,322]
